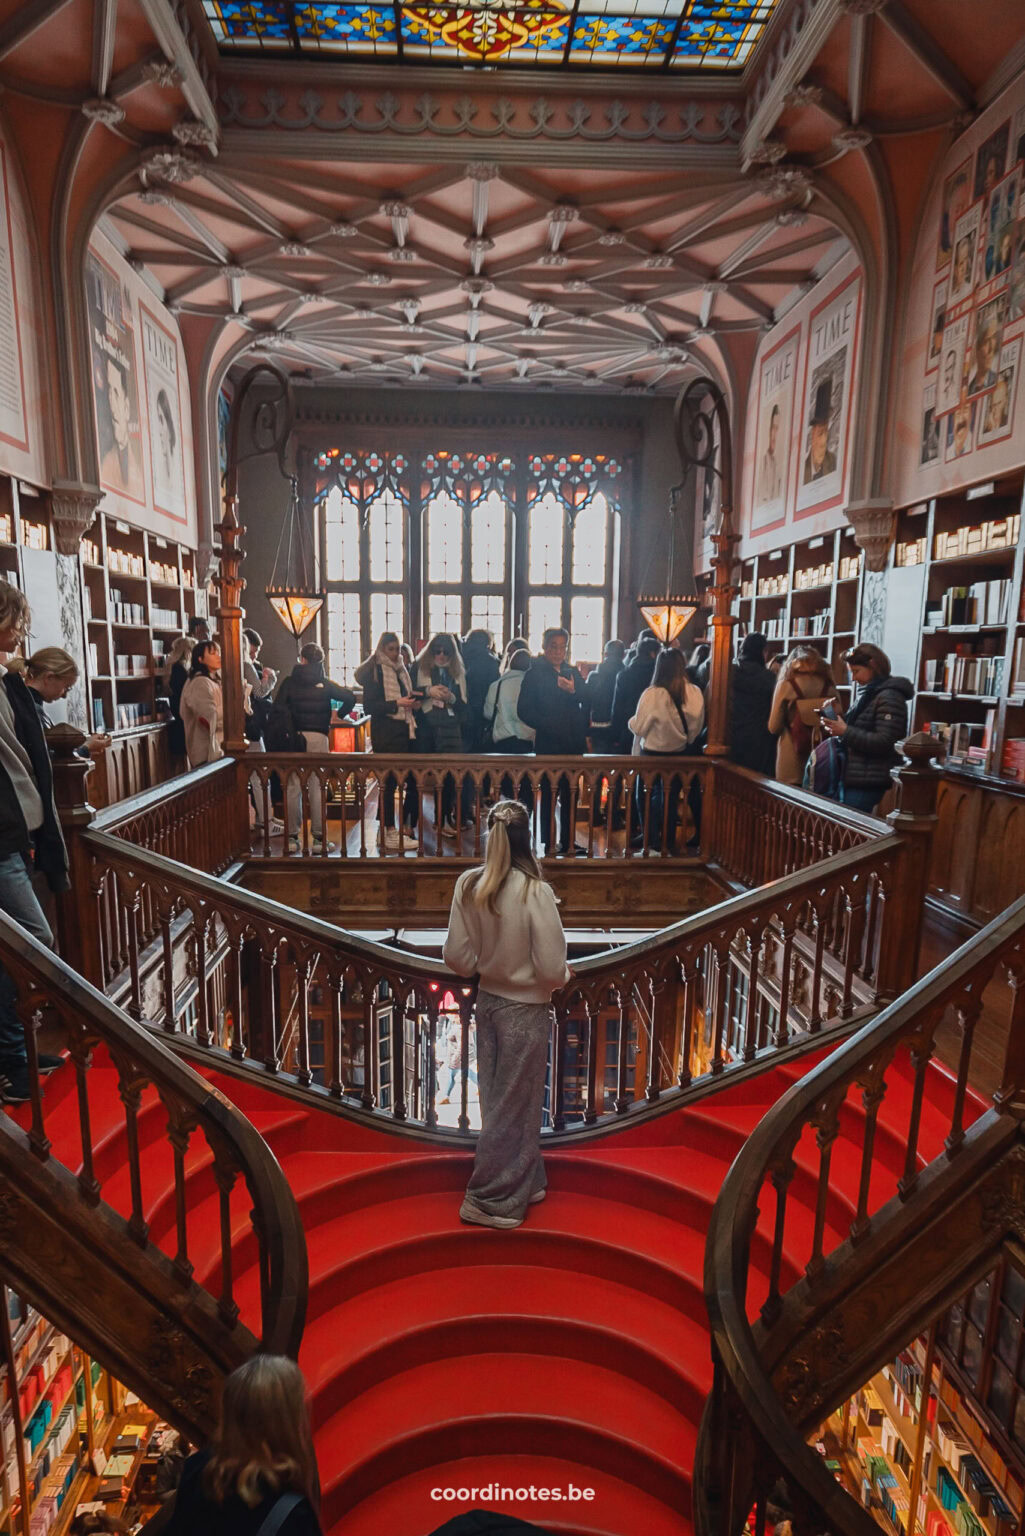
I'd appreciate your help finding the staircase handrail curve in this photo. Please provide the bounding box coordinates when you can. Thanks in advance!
[84,824,903,986]
[90,758,235,834]
[697,890,1025,1536]
[0,904,308,1360]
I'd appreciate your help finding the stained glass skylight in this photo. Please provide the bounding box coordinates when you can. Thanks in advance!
[202,0,781,68]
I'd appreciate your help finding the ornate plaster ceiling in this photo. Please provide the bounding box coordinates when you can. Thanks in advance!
[103,153,843,392]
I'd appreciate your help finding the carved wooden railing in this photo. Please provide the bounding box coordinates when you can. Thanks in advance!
[79,818,902,1134]
[47,733,940,1136]
[0,907,307,1440]
[248,751,712,861]
[696,892,1025,1536]
[89,722,173,811]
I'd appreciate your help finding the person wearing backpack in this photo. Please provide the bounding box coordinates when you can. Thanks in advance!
[159,1355,321,1536]
[628,648,704,852]
[817,643,914,814]
[275,644,355,853]
[768,646,839,786]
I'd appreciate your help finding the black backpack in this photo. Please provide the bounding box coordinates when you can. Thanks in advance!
[263,696,306,753]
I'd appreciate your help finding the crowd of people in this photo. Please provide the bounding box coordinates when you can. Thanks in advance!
[159,614,912,851]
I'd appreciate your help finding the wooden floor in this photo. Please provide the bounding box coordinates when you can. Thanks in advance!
[923,909,1009,1101]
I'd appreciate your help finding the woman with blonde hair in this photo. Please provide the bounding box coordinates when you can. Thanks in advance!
[163,635,195,763]
[6,647,109,752]
[161,1354,321,1534]
[443,800,570,1228]
[768,645,840,786]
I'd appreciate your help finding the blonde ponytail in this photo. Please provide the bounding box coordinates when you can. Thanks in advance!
[464,800,542,914]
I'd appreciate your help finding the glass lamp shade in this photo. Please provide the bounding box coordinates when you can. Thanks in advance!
[637,596,699,645]
[267,590,325,640]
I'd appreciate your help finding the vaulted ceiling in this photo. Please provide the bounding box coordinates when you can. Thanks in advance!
[100,154,842,392]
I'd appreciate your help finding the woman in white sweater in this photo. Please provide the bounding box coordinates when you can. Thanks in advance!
[628,647,704,851]
[180,641,224,767]
[443,799,570,1229]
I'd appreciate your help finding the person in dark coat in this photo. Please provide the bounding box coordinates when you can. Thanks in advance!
[585,638,625,752]
[414,633,468,838]
[819,643,914,815]
[516,627,587,854]
[275,644,355,852]
[162,1356,321,1536]
[728,632,777,776]
[460,629,501,824]
[610,632,660,753]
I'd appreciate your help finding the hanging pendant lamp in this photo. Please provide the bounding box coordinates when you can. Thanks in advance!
[265,475,325,644]
[636,483,701,645]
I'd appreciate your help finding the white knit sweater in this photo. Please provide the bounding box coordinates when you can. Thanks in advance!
[443,867,571,1004]
[628,683,704,752]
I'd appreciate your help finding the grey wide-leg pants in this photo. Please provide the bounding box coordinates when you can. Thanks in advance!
[464,989,552,1220]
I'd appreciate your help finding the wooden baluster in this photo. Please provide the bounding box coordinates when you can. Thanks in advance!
[118,1071,149,1244]
[294,954,313,1086]
[841,889,864,1017]
[851,1068,888,1241]
[213,1152,241,1329]
[390,993,408,1120]
[424,993,440,1129]
[583,996,599,1124]
[227,934,246,1060]
[743,924,764,1063]
[551,1002,567,1131]
[613,985,630,1112]
[126,893,143,1021]
[194,913,212,1046]
[710,944,729,1074]
[863,870,881,984]
[761,1154,796,1326]
[646,976,665,1100]
[806,1101,841,1280]
[260,942,280,1071]
[457,990,473,1132]
[603,771,615,861]
[585,771,596,859]
[679,958,697,1088]
[808,899,827,1032]
[260,771,272,858]
[995,963,1025,1115]
[327,971,345,1099]
[71,1040,101,1204]
[22,1010,48,1162]
[167,1112,197,1283]
[899,1034,935,1198]
[362,984,377,1109]
[945,996,980,1155]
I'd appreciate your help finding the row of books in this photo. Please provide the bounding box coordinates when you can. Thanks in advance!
[92,701,152,732]
[922,720,990,768]
[25,1448,77,1536]
[757,574,788,597]
[934,515,1021,559]
[151,606,180,630]
[1003,738,1025,783]
[793,561,835,590]
[922,653,1005,696]
[108,592,146,626]
[107,548,145,577]
[113,655,150,677]
[925,581,1012,628]
[790,610,830,637]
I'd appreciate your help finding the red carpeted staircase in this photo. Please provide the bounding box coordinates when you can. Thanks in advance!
[21,1042,980,1536]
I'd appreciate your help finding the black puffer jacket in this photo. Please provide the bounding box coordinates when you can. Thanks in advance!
[585,657,623,727]
[461,643,500,752]
[842,675,914,791]
[278,662,355,736]
[728,659,776,776]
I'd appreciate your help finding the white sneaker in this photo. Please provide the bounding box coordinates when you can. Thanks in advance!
[312,836,336,853]
[287,837,300,854]
[441,819,458,840]
[459,1199,522,1230]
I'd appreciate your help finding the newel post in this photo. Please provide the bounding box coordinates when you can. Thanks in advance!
[877,733,944,999]
[216,492,248,756]
[48,724,104,988]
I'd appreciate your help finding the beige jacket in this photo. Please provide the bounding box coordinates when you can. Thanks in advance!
[180,673,223,767]
[768,672,840,785]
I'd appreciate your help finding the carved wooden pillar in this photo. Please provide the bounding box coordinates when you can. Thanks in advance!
[50,484,103,558]
[877,732,944,999]
[215,492,247,755]
[48,723,104,988]
[706,501,739,758]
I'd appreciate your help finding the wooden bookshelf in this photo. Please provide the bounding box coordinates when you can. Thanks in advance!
[80,511,197,735]
[1,1288,166,1536]
[731,526,865,690]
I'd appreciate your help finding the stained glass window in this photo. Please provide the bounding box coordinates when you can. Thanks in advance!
[523,454,622,664]
[368,490,404,583]
[428,593,464,637]
[572,493,609,586]
[422,453,512,646]
[528,595,563,654]
[427,492,463,585]
[570,595,605,662]
[529,494,564,586]
[315,450,409,678]
[371,590,404,644]
[201,0,781,69]
[326,591,362,684]
[324,486,360,582]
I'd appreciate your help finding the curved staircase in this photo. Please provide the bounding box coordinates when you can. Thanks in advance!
[23,1038,981,1536]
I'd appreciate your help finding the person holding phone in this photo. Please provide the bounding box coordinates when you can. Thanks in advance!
[768,647,840,786]
[357,631,421,850]
[817,644,913,815]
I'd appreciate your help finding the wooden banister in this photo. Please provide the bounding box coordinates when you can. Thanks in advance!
[0,906,307,1438]
[697,892,1025,1536]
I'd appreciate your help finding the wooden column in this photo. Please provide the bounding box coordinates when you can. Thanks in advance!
[48,724,103,988]
[215,492,248,756]
[705,502,739,758]
[877,732,944,999]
